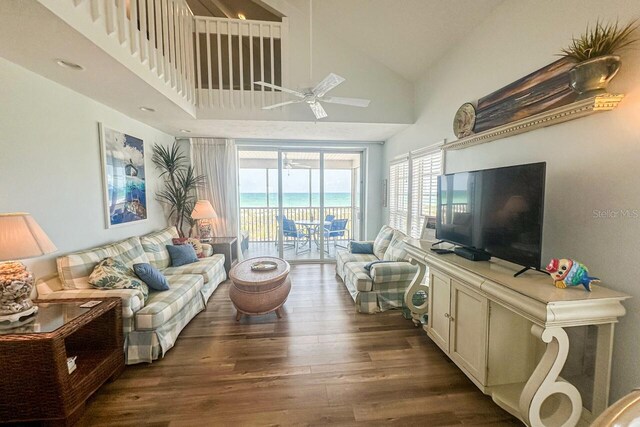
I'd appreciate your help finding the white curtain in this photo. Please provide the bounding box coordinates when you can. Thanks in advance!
[190,138,241,256]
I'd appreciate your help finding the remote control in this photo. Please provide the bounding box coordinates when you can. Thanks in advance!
[431,248,453,255]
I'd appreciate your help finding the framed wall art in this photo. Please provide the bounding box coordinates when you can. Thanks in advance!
[99,123,148,228]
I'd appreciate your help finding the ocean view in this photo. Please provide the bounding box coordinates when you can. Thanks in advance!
[241,192,352,207]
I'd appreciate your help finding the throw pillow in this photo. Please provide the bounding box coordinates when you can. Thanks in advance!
[166,244,199,267]
[89,257,149,301]
[373,226,395,259]
[350,241,374,254]
[383,231,410,262]
[172,237,205,258]
[133,263,170,291]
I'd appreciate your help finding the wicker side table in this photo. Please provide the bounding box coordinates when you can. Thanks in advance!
[0,298,124,425]
[229,257,291,321]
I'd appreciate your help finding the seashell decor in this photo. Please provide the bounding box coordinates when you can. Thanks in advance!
[0,262,35,315]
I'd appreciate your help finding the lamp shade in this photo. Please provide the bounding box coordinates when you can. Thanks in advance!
[191,200,218,220]
[0,213,57,261]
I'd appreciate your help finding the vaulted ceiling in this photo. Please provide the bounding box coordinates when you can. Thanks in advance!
[187,0,506,82]
[311,0,504,81]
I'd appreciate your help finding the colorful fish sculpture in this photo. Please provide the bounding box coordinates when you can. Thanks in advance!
[545,258,600,291]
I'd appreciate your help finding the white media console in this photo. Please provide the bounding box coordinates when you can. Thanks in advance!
[402,238,630,427]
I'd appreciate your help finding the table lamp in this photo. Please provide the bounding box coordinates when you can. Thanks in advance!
[191,200,217,241]
[0,213,57,322]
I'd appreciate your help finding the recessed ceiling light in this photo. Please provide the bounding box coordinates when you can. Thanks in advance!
[237,13,246,20]
[139,106,156,112]
[56,59,84,71]
[179,129,191,133]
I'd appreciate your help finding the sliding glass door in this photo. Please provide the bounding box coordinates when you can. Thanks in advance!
[321,152,362,260]
[238,148,363,262]
[279,151,320,261]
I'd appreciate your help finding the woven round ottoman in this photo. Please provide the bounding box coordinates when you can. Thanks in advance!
[229,257,291,321]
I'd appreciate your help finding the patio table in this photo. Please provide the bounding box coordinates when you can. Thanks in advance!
[294,220,332,248]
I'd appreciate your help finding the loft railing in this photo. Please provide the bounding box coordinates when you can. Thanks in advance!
[240,207,354,242]
[90,0,195,104]
[42,2,290,112]
[42,0,196,108]
[193,16,289,109]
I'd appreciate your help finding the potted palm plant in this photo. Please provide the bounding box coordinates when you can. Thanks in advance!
[560,19,638,99]
[152,142,205,237]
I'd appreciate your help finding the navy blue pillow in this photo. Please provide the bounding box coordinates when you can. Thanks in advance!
[133,263,170,291]
[166,244,199,267]
[364,260,396,272]
[351,242,374,254]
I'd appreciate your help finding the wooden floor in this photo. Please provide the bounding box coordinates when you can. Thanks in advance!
[79,264,519,426]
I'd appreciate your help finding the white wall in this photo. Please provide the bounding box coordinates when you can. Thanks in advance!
[0,57,173,278]
[382,0,640,402]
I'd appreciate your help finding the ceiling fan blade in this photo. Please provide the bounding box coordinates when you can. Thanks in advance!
[312,73,345,98]
[291,162,311,169]
[321,96,371,108]
[262,100,303,110]
[309,102,328,119]
[253,81,305,98]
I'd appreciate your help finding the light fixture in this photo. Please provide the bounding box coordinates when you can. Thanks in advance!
[180,129,192,133]
[0,213,57,322]
[55,59,84,71]
[191,200,218,241]
[139,106,156,112]
[237,13,246,20]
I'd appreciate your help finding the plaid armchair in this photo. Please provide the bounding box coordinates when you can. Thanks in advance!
[335,225,418,313]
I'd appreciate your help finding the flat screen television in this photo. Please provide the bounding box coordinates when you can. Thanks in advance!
[436,162,546,270]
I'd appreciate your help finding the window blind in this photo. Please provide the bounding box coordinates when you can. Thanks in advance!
[409,149,442,238]
[389,158,409,233]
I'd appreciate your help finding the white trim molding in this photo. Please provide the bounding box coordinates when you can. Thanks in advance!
[444,93,624,151]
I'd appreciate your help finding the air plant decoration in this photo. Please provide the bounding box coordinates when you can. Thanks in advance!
[152,142,205,238]
[559,19,638,98]
[560,19,639,61]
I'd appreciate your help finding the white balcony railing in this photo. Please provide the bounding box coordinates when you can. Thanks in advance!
[40,1,290,113]
[240,207,354,242]
[193,16,289,109]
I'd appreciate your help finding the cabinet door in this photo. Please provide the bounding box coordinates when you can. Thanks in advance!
[449,280,488,384]
[428,271,451,352]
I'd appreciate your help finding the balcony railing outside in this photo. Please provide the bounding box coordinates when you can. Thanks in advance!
[240,207,355,242]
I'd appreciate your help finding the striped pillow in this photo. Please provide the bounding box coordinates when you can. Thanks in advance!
[140,227,180,269]
[373,226,395,259]
[57,236,150,290]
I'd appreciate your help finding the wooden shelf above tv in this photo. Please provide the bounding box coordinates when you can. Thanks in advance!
[444,93,624,151]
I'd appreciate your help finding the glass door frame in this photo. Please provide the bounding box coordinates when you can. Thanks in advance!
[237,145,366,264]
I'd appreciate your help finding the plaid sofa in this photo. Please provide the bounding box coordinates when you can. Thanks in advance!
[336,225,418,313]
[36,227,226,364]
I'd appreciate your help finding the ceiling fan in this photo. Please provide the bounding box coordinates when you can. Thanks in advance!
[253,0,371,120]
[254,74,370,120]
[283,153,311,169]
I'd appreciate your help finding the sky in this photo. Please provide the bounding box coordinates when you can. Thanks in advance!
[239,168,351,193]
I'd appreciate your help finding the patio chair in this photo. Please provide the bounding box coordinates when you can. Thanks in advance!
[281,217,311,254]
[275,215,293,249]
[323,218,349,254]
[324,214,335,223]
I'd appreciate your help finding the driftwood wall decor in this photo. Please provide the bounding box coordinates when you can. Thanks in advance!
[474,58,578,133]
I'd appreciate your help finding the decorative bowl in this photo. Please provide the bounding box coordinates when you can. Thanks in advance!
[250,261,278,271]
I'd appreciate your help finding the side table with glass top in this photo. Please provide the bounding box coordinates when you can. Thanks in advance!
[0,298,124,425]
